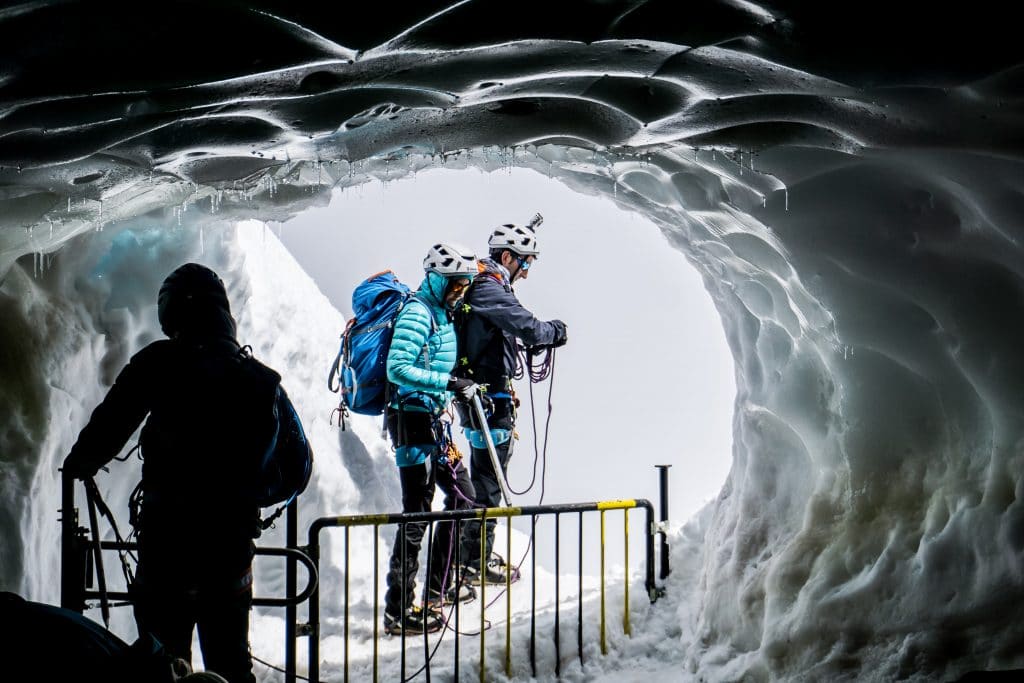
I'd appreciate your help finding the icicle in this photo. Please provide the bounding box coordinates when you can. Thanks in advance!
[739,150,743,176]
[785,188,789,211]
[67,197,72,213]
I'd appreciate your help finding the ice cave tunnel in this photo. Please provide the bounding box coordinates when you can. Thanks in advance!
[1,2,1023,681]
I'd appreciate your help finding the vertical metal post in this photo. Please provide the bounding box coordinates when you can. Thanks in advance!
[344,526,350,683]
[454,519,461,682]
[623,508,630,637]
[60,473,87,612]
[554,513,561,679]
[286,498,297,683]
[505,516,512,678]
[480,512,487,683]
[308,524,321,683]
[84,482,110,628]
[656,465,671,580]
[600,509,606,656]
[644,503,657,602]
[424,522,432,683]
[400,522,407,680]
[373,528,380,683]
[530,515,537,678]
[577,511,583,669]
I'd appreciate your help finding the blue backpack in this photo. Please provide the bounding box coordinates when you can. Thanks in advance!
[328,271,419,421]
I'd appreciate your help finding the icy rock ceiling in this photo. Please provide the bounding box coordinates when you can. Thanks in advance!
[2,1,1024,680]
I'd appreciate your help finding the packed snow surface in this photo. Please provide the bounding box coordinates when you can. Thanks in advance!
[2,1,1023,681]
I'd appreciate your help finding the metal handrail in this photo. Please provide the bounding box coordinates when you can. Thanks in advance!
[61,468,671,683]
[306,498,658,683]
[59,471,316,682]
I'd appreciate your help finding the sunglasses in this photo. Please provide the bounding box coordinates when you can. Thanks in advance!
[517,257,533,271]
[447,280,471,295]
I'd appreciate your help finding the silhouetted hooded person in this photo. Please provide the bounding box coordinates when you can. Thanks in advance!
[157,262,237,341]
[64,263,263,683]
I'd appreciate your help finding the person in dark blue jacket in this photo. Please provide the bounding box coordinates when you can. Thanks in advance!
[382,243,480,635]
[62,263,265,683]
[454,219,567,585]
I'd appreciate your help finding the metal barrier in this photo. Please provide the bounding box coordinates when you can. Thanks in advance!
[306,499,658,683]
[58,472,318,678]
[60,469,671,683]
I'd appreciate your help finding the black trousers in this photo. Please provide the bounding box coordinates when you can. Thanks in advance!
[384,411,476,615]
[132,569,256,683]
[460,398,514,571]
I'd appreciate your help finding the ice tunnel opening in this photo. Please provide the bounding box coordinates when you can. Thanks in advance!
[275,165,736,528]
[243,163,740,585]
[2,132,874,678]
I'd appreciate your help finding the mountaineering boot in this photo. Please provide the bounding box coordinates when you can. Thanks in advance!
[383,605,443,635]
[462,553,520,586]
[426,582,476,609]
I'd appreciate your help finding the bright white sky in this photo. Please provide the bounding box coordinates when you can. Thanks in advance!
[278,166,734,534]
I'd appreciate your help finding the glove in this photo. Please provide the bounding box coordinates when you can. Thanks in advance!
[447,376,480,402]
[550,319,568,348]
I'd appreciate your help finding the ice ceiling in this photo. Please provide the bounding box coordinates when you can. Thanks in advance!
[2,1,1023,680]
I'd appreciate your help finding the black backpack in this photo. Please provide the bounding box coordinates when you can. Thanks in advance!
[236,346,314,529]
[126,344,313,536]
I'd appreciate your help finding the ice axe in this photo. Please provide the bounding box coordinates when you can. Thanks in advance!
[470,391,514,507]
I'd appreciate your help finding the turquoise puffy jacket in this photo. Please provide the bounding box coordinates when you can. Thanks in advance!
[386,271,456,415]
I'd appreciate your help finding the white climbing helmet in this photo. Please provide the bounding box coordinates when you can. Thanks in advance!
[487,213,542,257]
[423,242,478,277]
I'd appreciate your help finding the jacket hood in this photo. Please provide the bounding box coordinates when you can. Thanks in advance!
[479,257,510,286]
[418,270,451,309]
[157,263,238,341]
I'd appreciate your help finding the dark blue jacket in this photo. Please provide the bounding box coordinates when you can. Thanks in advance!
[455,258,559,390]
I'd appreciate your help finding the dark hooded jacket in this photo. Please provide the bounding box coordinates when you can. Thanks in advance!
[63,263,266,586]
[0,592,182,682]
[455,258,560,390]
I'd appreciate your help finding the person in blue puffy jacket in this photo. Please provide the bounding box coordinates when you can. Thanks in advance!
[382,242,482,635]
[453,218,567,586]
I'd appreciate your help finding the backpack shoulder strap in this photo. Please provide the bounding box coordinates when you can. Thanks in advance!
[404,293,438,334]
[454,278,496,376]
